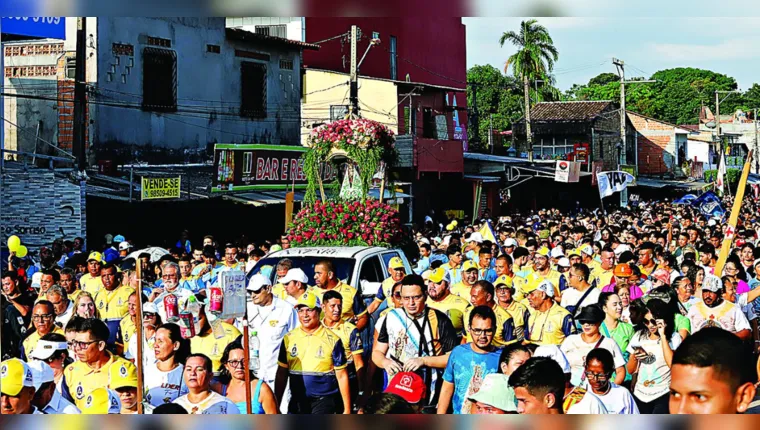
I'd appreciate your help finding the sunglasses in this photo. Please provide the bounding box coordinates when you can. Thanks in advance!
[643,318,658,326]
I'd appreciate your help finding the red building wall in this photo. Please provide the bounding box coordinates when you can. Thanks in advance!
[303,18,467,89]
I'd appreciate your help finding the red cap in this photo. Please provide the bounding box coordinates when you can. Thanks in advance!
[384,372,426,404]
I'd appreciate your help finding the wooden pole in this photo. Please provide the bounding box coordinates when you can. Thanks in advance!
[715,150,754,275]
[378,169,386,204]
[243,323,252,414]
[135,263,145,414]
[285,191,294,228]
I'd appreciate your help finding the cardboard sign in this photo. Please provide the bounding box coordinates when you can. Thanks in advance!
[216,270,247,319]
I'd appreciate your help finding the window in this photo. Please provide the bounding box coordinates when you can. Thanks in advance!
[207,44,220,54]
[66,58,76,79]
[142,48,177,112]
[279,59,294,70]
[389,36,397,80]
[255,25,287,38]
[243,152,253,175]
[534,138,575,160]
[422,108,435,138]
[240,61,267,118]
[358,256,384,289]
[330,105,349,121]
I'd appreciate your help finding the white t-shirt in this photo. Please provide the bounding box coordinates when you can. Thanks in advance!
[144,362,188,407]
[584,381,639,414]
[566,388,609,414]
[626,332,682,402]
[687,300,751,334]
[560,287,601,312]
[561,334,626,387]
[242,297,298,383]
[173,391,239,414]
[125,332,156,365]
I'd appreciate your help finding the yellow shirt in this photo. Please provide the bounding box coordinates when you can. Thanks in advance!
[511,275,529,302]
[639,264,656,277]
[323,320,363,365]
[68,289,83,302]
[63,353,135,410]
[374,277,398,309]
[79,274,104,296]
[190,322,241,372]
[426,293,471,334]
[277,324,347,399]
[505,300,529,329]
[525,303,573,346]
[463,303,517,347]
[593,267,615,289]
[119,316,136,346]
[22,326,64,359]
[93,284,136,321]
[526,269,562,298]
[310,281,367,322]
[450,282,475,302]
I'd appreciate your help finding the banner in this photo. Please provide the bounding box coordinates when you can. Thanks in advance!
[597,171,635,198]
[717,152,727,196]
[555,160,581,183]
[212,144,338,192]
[141,176,181,200]
[690,191,726,218]
[591,161,604,186]
[673,194,697,205]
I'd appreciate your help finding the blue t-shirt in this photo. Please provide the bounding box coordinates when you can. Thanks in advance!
[442,343,502,414]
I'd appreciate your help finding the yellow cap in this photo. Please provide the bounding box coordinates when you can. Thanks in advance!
[0,358,34,396]
[462,260,479,272]
[87,251,103,263]
[522,279,555,298]
[535,247,550,257]
[109,361,138,389]
[428,267,450,284]
[81,388,121,414]
[579,245,594,256]
[295,290,320,309]
[389,257,405,271]
[494,275,513,288]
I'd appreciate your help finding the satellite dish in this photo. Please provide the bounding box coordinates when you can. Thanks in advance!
[705,121,716,129]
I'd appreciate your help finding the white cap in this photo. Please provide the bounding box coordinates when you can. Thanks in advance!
[118,241,132,251]
[247,273,272,292]
[557,257,571,268]
[703,274,723,292]
[30,340,68,361]
[142,302,158,314]
[579,245,594,256]
[534,345,571,374]
[614,244,631,256]
[550,247,564,258]
[27,360,55,391]
[278,268,309,285]
[535,280,555,298]
[504,238,518,247]
[31,272,42,289]
[469,233,483,243]
[418,238,430,245]
[708,219,717,227]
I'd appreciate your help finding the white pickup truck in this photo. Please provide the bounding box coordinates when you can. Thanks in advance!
[246,246,413,298]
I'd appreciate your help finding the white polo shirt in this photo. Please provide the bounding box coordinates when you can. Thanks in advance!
[243,296,298,383]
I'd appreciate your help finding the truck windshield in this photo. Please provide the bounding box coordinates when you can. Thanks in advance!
[248,257,357,286]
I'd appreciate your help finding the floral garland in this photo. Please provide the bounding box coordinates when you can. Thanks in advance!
[286,199,403,247]
[303,118,397,204]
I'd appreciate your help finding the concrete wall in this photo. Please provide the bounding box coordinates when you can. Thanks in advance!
[226,17,304,42]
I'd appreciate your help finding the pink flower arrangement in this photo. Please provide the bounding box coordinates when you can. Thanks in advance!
[287,199,402,247]
[309,118,395,151]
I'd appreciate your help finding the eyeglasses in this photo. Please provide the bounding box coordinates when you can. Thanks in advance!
[32,314,54,322]
[144,313,157,319]
[470,328,495,337]
[248,287,267,295]
[643,318,658,326]
[226,359,245,368]
[401,294,424,302]
[392,292,402,299]
[584,371,610,381]
[162,274,178,279]
[69,340,99,350]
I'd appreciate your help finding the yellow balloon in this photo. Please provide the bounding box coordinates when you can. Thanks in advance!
[7,235,20,252]
[16,245,28,258]
[446,224,454,231]
[452,220,458,227]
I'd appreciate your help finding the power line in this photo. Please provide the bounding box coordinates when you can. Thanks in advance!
[311,32,350,45]
[0,116,76,159]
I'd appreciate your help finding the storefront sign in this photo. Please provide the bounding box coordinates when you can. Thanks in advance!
[212,144,338,192]
[141,176,181,200]
[555,160,581,183]
[573,143,590,164]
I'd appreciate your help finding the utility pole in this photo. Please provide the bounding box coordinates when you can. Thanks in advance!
[714,90,741,170]
[613,58,655,207]
[72,17,87,173]
[349,25,358,117]
[489,114,494,154]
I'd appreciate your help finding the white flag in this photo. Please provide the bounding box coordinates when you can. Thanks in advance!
[597,171,635,198]
[716,152,727,196]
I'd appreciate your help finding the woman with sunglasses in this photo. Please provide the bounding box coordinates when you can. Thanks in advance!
[126,302,163,365]
[211,340,278,414]
[724,256,751,294]
[144,323,191,408]
[625,299,680,414]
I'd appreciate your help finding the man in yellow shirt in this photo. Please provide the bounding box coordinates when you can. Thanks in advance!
[367,256,406,316]
[494,275,530,342]
[450,260,479,301]
[594,247,616,288]
[190,303,241,373]
[93,263,135,349]
[80,252,104,295]
[62,318,136,410]
[526,247,562,301]
[321,289,365,408]
[59,267,82,302]
[22,301,65,360]
[311,260,368,331]
[524,280,573,346]
[426,267,470,338]
[463,280,516,347]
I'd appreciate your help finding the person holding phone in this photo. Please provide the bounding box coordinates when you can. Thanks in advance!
[626,299,681,414]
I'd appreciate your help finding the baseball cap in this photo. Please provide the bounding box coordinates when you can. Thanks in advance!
[578,245,594,256]
[613,244,631,256]
[278,268,309,285]
[384,371,426,404]
[270,244,282,252]
[427,267,451,284]
[550,247,564,259]
[0,358,35,396]
[31,272,42,289]
[388,257,405,271]
[30,339,68,361]
[87,252,103,263]
[105,234,113,245]
[467,374,518,413]
[27,360,55,391]
[118,241,132,251]
[468,233,483,243]
[557,257,571,268]
[462,260,479,272]
[247,273,272,292]
[523,279,555,298]
[613,264,633,277]
[538,230,551,240]
[494,275,512,288]
[651,268,671,285]
[504,238,518,247]
[535,247,550,258]
[81,388,121,414]
[534,345,571,374]
[295,290,320,309]
[109,361,138,389]
[702,274,723,293]
[143,302,158,314]
[113,235,125,243]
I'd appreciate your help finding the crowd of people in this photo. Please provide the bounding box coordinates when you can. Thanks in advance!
[2,195,760,415]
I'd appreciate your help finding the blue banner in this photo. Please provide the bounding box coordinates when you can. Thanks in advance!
[690,191,726,217]
[1,17,65,39]
[673,194,697,205]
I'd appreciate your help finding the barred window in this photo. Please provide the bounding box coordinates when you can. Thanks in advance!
[240,61,267,119]
[142,47,177,112]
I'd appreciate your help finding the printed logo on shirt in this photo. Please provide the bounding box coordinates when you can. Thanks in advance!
[545,321,555,333]
[290,344,298,357]
[76,383,84,399]
[269,320,279,327]
[316,345,324,359]
[98,301,105,309]
[0,364,7,377]
[85,395,93,407]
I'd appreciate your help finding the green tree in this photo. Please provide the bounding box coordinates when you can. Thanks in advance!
[500,19,559,161]
[466,65,524,151]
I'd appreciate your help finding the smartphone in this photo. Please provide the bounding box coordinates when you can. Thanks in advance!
[633,346,648,356]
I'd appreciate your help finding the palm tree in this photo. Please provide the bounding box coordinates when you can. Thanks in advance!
[500,20,559,162]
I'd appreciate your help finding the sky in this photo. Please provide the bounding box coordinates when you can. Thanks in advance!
[464,17,760,92]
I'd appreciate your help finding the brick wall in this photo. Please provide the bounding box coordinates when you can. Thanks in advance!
[628,113,675,175]
[1,168,86,248]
